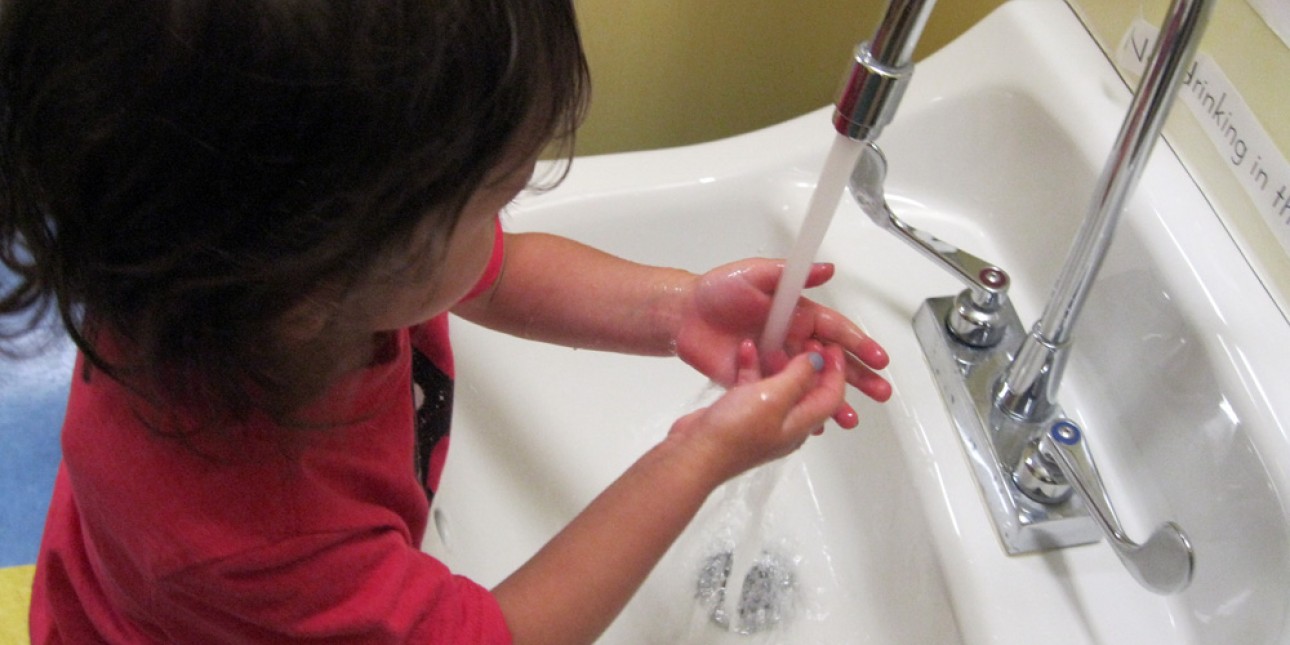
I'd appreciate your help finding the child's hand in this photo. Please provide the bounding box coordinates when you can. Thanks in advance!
[494,340,847,645]
[667,340,846,482]
[672,258,891,428]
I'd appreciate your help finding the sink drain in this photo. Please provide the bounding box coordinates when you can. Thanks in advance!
[695,548,797,634]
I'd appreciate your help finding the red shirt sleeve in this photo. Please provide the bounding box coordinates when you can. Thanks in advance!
[462,217,505,303]
[410,216,504,376]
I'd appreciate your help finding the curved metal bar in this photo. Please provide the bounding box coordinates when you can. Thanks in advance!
[996,0,1216,421]
[849,142,1011,347]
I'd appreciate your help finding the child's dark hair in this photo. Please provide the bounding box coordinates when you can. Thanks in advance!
[0,0,589,430]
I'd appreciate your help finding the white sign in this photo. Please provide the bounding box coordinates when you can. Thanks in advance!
[1118,19,1290,257]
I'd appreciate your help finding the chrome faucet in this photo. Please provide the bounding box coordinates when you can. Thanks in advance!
[993,0,1214,423]
[833,0,937,142]
[843,0,1213,594]
[836,0,1016,348]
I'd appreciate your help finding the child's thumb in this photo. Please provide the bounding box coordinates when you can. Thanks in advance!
[756,351,825,414]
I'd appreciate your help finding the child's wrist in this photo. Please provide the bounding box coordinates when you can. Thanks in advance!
[651,270,697,354]
[660,417,743,490]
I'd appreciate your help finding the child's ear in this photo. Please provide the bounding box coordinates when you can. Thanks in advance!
[276,288,341,344]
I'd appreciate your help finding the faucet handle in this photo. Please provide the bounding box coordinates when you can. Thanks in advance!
[1025,420,1195,595]
[848,143,1011,347]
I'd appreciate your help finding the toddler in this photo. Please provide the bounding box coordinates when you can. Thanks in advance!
[0,1,890,643]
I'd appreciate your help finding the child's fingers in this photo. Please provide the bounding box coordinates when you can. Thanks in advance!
[757,346,790,378]
[809,307,889,371]
[800,339,859,429]
[749,350,824,419]
[742,261,835,293]
[831,404,860,429]
[802,262,836,289]
[846,358,892,403]
[782,345,848,435]
[733,339,762,386]
[743,350,836,443]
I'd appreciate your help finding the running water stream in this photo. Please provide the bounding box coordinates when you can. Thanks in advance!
[757,134,866,357]
[715,133,865,633]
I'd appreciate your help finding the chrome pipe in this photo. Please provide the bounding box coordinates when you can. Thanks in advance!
[996,0,1216,421]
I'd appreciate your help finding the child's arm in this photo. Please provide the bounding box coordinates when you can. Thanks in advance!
[452,232,892,423]
[452,232,694,354]
[491,343,846,645]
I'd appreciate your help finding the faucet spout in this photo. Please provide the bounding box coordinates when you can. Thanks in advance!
[995,0,1216,421]
[833,0,938,142]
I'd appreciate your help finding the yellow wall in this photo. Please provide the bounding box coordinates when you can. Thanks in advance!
[1069,0,1290,312]
[571,0,1005,156]
[0,566,33,645]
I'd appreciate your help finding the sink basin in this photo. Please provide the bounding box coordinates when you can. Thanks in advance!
[423,0,1290,642]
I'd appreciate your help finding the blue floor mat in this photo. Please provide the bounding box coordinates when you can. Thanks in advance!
[0,317,74,567]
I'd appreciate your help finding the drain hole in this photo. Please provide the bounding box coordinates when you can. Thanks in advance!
[695,549,796,634]
[696,551,734,628]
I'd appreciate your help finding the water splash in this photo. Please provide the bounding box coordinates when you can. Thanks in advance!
[710,463,788,633]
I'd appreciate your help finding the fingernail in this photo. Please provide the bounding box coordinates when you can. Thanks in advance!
[807,352,825,372]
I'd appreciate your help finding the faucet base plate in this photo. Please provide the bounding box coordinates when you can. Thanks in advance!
[913,296,1103,554]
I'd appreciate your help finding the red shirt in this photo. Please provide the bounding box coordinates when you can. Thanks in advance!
[30,226,511,643]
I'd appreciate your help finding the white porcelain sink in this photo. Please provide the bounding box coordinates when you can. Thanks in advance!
[423,0,1290,642]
